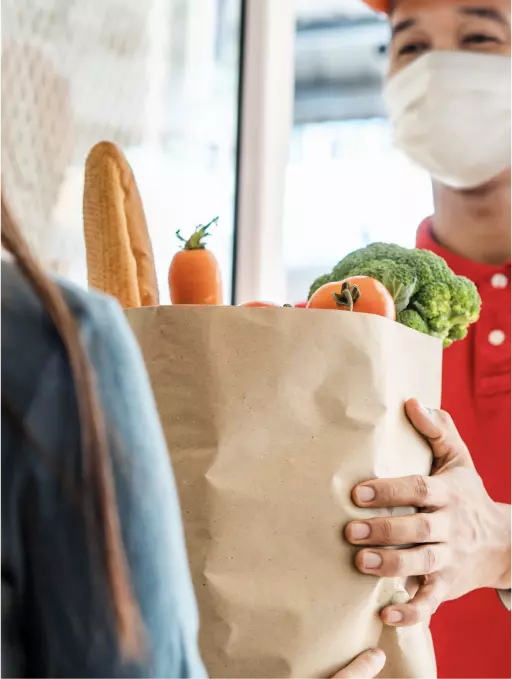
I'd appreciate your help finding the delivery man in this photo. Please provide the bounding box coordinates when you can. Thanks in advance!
[344,1,511,677]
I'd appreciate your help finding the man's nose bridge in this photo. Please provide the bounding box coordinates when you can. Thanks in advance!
[430,38,461,52]
[425,10,461,52]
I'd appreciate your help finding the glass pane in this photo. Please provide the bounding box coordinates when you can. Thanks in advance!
[284,0,434,304]
[2,0,242,303]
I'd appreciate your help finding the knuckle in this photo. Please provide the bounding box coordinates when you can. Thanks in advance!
[424,546,437,574]
[413,475,430,503]
[417,514,432,542]
[406,606,422,626]
[390,550,406,576]
[380,518,394,543]
[385,481,400,504]
[418,588,441,620]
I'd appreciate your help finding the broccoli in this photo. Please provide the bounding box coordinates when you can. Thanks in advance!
[309,244,412,301]
[307,242,482,347]
[444,277,480,343]
[334,258,417,313]
[332,243,409,281]
[448,276,481,323]
[397,309,430,335]
[448,323,469,342]
[399,309,453,349]
[412,282,452,322]
[402,249,452,289]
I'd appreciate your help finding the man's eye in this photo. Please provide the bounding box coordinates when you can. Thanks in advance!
[398,42,429,56]
[462,33,501,45]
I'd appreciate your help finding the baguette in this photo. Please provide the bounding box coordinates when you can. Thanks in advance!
[83,141,159,308]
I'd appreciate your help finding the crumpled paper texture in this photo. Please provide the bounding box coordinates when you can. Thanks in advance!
[127,306,442,679]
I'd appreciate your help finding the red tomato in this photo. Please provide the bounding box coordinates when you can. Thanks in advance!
[307,276,396,320]
[294,301,308,308]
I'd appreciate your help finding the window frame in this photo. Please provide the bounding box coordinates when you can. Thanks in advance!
[232,0,296,304]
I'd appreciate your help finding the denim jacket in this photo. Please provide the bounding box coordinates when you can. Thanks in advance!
[2,262,206,679]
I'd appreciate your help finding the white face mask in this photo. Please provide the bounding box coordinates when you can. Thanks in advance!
[383,51,511,190]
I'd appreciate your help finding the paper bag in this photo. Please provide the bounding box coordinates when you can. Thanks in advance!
[126,306,442,679]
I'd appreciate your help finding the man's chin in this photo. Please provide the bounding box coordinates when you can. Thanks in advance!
[434,168,511,196]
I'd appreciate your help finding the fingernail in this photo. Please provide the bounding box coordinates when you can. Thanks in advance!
[350,522,371,540]
[363,552,383,569]
[386,609,404,624]
[356,486,376,503]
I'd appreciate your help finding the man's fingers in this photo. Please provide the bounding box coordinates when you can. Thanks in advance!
[355,544,449,578]
[381,579,445,627]
[345,511,449,546]
[352,400,473,509]
[333,649,386,678]
[353,474,447,509]
[404,399,473,468]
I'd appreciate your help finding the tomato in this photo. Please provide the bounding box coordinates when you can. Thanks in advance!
[238,301,280,308]
[294,301,308,308]
[307,276,396,320]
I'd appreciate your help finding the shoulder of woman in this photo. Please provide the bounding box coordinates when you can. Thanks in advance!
[2,260,124,342]
[2,262,127,415]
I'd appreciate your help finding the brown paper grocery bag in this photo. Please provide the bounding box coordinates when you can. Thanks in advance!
[126,306,442,679]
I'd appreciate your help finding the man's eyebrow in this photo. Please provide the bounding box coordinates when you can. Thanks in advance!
[391,7,509,38]
[391,17,418,38]
[390,6,509,42]
[459,6,509,25]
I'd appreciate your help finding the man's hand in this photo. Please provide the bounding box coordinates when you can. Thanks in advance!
[345,399,511,627]
[333,649,386,678]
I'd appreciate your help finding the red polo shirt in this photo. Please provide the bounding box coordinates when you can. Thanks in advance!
[417,219,511,679]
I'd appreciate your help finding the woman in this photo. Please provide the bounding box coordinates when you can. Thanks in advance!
[1,199,385,679]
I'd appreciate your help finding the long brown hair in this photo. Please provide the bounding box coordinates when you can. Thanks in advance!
[1,196,142,659]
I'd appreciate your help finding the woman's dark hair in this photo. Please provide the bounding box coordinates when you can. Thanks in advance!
[1,195,142,659]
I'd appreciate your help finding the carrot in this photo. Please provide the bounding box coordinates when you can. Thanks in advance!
[307,276,396,320]
[168,218,223,305]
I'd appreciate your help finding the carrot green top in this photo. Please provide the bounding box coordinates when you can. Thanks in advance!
[176,217,219,251]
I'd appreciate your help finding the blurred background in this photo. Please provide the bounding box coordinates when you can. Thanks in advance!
[1,0,434,304]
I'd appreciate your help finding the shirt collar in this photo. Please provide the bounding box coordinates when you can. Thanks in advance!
[416,217,511,285]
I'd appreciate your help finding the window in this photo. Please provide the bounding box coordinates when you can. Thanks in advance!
[2,0,243,303]
[284,119,434,302]
[283,0,434,304]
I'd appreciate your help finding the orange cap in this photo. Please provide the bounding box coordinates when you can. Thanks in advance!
[363,0,392,13]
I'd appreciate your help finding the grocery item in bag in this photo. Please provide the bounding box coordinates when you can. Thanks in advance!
[169,218,223,306]
[83,141,159,308]
[127,305,441,678]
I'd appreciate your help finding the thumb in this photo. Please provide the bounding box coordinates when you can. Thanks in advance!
[333,649,386,678]
[405,399,473,468]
